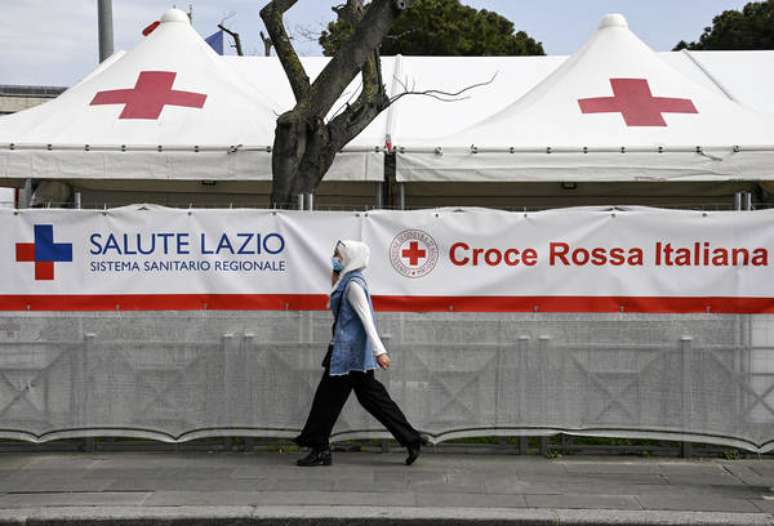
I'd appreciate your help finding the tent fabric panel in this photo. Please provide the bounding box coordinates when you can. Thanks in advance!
[0,149,382,182]
[657,52,730,99]
[324,150,384,182]
[387,56,567,144]
[396,150,774,183]
[682,51,774,115]
[0,150,268,181]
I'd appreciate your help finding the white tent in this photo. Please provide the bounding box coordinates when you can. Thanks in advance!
[0,8,383,186]
[2,9,773,208]
[393,14,774,183]
[228,50,774,156]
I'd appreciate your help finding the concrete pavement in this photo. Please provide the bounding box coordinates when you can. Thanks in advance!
[0,448,773,524]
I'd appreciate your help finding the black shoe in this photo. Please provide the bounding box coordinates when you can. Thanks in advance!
[405,434,432,466]
[296,446,332,467]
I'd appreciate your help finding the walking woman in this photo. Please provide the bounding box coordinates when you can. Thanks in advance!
[293,240,429,466]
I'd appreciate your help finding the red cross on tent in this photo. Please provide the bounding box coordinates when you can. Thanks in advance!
[578,78,698,127]
[90,71,207,119]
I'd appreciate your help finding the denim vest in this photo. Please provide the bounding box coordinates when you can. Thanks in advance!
[329,270,379,376]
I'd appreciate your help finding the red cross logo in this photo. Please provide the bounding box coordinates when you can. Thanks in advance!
[90,71,207,119]
[578,78,698,127]
[390,230,438,278]
[401,241,427,267]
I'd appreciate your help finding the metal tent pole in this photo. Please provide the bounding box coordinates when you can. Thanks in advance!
[19,179,33,208]
[375,182,383,209]
[97,0,115,63]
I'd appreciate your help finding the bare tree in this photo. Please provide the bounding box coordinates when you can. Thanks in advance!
[260,0,414,207]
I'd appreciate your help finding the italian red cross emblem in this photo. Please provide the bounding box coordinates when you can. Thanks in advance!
[390,230,439,279]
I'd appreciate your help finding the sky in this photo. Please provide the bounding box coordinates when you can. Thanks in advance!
[0,0,752,87]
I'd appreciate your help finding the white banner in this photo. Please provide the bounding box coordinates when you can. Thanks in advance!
[2,205,773,313]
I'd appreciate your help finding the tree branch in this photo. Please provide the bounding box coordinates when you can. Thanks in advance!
[217,24,243,56]
[260,0,310,102]
[307,0,414,118]
[327,94,389,152]
[332,0,364,26]
[293,24,324,43]
[327,72,496,152]
[327,55,390,151]
[383,28,418,41]
[389,72,498,104]
[322,0,391,151]
[259,31,273,56]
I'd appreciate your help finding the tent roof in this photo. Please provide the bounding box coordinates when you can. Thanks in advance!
[1,9,277,149]
[395,14,774,182]
[383,51,774,148]
[225,49,774,158]
[2,10,773,186]
[0,9,383,183]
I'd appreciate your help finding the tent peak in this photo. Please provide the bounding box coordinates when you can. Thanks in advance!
[598,13,628,29]
[160,8,190,25]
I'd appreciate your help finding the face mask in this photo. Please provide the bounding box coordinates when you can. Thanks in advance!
[331,257,344,272]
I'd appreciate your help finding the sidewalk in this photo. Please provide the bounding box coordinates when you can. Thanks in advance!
[1,448,773,524]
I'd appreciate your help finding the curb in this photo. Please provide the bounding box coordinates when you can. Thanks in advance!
[0,506,772,525]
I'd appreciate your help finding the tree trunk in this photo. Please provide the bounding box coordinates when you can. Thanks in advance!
[262,0,416,207]
[270,111,337,207]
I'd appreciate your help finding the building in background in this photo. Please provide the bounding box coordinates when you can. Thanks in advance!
[0,85,67,116]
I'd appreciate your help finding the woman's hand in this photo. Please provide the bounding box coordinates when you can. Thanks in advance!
[377,354,391,369]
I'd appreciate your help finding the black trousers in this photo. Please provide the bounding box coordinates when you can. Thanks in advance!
[294,355,421,449]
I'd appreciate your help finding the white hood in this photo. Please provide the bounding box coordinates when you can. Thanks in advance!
[330,240,370,294]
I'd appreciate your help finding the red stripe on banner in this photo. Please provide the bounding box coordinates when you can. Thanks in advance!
[372,295,774,314]
[0,294,773,314]
[0,294,328,312]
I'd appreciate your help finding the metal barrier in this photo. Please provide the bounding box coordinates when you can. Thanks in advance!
[1,312,772,453]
